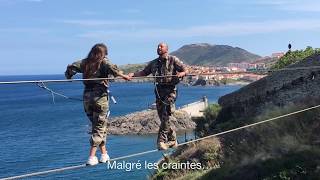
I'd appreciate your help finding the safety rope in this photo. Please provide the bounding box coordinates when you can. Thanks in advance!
[36,82,119,104]
[2,103,320,180]
[1,66,320,85]
[36,82,83,102]
[154,82,171,106]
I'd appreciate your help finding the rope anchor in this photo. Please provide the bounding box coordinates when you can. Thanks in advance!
[36,81,82,103]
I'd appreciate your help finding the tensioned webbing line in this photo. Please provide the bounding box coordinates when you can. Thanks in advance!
[1,66,320,85]
[2,103,320,180]
[0,73,252,85]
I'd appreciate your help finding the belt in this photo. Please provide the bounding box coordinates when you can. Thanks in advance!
[156,83,176,88]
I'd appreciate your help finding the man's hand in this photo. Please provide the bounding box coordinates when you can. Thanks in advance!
[176,72,186,78]
[122,75,132,81]
[128,72,135,78]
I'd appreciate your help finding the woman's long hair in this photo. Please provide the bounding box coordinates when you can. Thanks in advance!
[83,43,107,79]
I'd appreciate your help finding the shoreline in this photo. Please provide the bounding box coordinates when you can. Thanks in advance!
[107,97,209,135]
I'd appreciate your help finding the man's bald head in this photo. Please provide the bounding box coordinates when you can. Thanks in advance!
[157,42,169,56]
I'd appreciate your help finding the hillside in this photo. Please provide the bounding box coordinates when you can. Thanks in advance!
[119,63,146,74]
[119,43,262,73]
[171,43,261,66]
[152,52,320,180]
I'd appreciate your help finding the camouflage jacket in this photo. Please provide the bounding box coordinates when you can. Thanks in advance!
[65,58,120,88]
[142,55,186,85]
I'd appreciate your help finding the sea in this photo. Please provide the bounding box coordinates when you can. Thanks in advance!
[0,74,242,180]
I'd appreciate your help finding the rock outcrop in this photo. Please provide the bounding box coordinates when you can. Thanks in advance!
[107,109,195,135]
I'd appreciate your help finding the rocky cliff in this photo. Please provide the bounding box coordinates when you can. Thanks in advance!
[217,53,320,124]
[107,109,195,135]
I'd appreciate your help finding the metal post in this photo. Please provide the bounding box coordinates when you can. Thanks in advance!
[185,131,187,142]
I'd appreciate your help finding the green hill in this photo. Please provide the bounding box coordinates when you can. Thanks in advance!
[119,43,262,73]
[171,43,261,66]
[119,63,146,74]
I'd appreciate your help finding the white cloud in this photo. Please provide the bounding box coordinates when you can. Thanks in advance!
[252,0,320,12]
[121,8,141,14]
[0,0,43,4]
[280,3,320,12]
[59,19,147,27]
[0,27,49,33]
[25,0,43,2]
[253,0,298,6]
[82,11,101,16]
[77,19,320,40]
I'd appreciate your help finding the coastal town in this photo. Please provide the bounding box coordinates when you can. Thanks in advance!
[184,52,285,85]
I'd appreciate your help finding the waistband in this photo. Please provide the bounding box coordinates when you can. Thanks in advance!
[155,83,176,88]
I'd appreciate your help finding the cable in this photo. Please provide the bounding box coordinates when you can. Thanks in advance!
[178,104,320,146]
[0,75,181,85]
[2,103,320,180]
[1,66,320,85]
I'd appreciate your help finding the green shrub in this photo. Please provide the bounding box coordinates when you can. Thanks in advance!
[196,104,221,137]
[272,46,320,70]
[204,104,221,120]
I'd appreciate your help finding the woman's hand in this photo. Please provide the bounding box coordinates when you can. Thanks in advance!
[122,74,132,81]
[176,72,186,78]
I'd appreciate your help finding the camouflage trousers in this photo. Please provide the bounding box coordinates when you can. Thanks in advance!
[155,85,177,143]
[83,87,109,147]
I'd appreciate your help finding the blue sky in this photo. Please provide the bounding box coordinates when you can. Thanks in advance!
[1,0,320,75]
